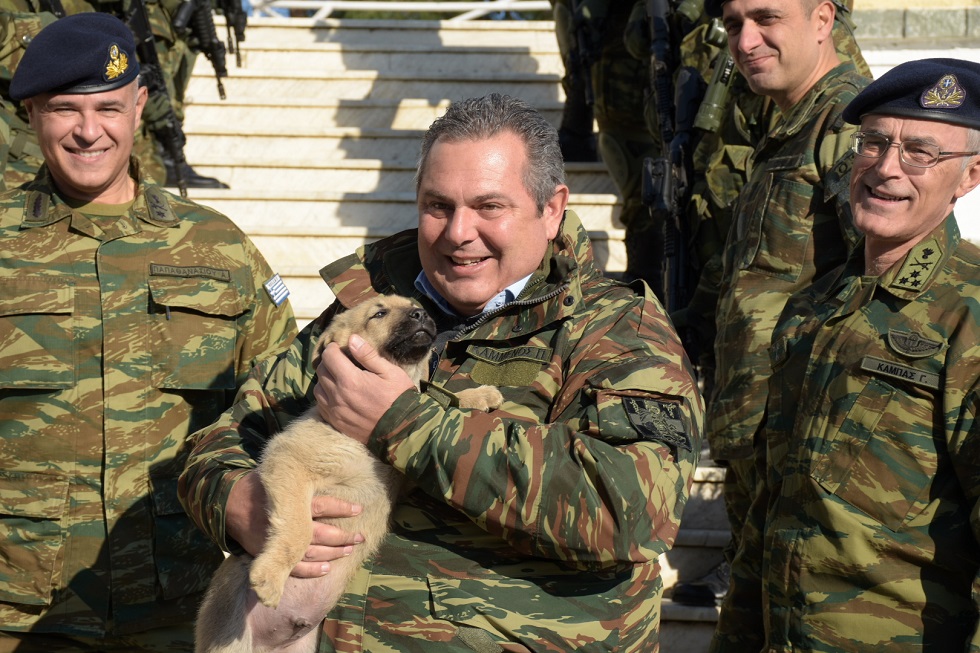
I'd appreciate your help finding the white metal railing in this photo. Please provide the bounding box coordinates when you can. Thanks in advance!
[248,0,552,22]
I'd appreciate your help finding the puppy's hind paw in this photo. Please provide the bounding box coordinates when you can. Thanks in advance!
[457,386,504,412]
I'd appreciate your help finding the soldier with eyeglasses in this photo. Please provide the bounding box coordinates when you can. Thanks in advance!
[711,58,980,653]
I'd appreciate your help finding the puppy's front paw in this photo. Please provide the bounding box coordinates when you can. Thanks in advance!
[457,386,504,412]
[249,557,287,608]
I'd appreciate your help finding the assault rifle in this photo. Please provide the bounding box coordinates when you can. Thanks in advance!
[173,0,228,99]
[641,0,690,314]
[215,0,247,68]
[127,0,189,197]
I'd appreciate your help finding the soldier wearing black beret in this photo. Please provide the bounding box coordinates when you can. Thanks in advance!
[0,12,298,652]
[712,58,980,653]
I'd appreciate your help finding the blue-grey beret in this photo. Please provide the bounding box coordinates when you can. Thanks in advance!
[9,12,139,101]
[704,0,725,17]
[843,58,980,130]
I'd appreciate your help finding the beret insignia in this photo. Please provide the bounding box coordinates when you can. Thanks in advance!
[921,74,965,110]
[887,330,945,358]
[104,43,128,81]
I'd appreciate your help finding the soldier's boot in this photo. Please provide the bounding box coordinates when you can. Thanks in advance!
[671,560,730,607]
[163,153,230,190]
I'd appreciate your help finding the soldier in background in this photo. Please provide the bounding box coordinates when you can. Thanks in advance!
[0,13,295,651]
[552,0,665,287]
[180,93,704,652]
[674,0,870,607]
[0,0,229,190]
[713,57,980,653]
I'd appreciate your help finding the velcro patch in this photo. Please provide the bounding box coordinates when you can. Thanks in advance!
[860,355,940,390]
[623,398,691,452]
[149,264,231,282]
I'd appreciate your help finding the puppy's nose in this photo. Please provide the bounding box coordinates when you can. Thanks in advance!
[409,308,426,322]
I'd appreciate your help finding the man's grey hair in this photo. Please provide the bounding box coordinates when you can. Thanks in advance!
[415,94,566,213]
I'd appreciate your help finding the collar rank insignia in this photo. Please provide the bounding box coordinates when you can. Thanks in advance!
[104,43,129,81]
[887,329,945,358]
[921,73,966,110]
[891,238,941,293]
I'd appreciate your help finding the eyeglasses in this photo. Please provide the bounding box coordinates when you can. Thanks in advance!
[851,131,980,169]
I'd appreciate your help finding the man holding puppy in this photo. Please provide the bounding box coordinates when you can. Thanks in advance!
[180,93,704,651]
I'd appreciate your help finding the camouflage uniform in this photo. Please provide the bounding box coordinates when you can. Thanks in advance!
[712,216,980,652]
[552,0,664,286]
[0,160,296,642]
[707,57,868,536]
[180,211,705,652]
[0,9,54,189]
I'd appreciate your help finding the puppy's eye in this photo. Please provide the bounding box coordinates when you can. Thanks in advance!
[371,309,388,319]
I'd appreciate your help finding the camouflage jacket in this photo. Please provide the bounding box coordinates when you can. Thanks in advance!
[707,62,868,460]
[0,161,296,636]
[712,216,980,653]
[180,211,704,652]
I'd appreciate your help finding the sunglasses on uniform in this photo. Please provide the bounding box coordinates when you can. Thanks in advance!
[850,131,980,169]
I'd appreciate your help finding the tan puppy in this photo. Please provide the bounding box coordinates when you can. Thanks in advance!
[195,295,502,653]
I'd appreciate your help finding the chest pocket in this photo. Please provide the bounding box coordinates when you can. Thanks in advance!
[0,278,75,389]
[737,154,813,282]
[148,277,247,390]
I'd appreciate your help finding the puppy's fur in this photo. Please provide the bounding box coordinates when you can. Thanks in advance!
[195,295,502,653]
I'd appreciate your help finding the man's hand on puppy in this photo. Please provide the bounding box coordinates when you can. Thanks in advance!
[315,333,416,444]
[225,472,365,577]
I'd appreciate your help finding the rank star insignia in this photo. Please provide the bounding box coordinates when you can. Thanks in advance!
[921,73,966,109]
[104,43,129,80]
[891,238,941,293]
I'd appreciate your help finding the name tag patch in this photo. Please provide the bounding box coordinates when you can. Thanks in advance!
[860,355,940,390]
[149,264,231,282]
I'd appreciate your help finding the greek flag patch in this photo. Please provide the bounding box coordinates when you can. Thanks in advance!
[263,273,290,306]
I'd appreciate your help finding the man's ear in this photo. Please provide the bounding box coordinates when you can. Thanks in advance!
[23,98,34,129]
[955,156,980,200]
[814,0,836,43]
[134,85,148,128]
[542,184,569,239]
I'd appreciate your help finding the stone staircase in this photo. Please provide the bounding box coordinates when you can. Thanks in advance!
[176,12,980,651]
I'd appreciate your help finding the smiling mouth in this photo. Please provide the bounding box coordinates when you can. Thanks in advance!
[451,256,489,266]
[868,186,909,203]
[70,149,107,159]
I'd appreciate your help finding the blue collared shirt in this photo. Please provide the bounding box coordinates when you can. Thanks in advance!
[414,271,531,318]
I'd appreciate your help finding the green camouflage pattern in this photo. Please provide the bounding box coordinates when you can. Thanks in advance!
[180,210,705,652]
[707,62,868,461]
[0,159,296,637]
[713,216,980,653]
[552,0,664,285]
[675,6,871,387]
[0,10,54,189]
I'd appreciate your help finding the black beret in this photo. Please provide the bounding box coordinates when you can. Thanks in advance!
[9,12,139,101]
[705,0,725,17]
[843,58,980,130]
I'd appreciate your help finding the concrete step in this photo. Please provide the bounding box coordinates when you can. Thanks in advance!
[186,158,616,195]
[181,97,563,131]
[238,42,563,76]
[229,17,562,49]
[185,68,564,104]
[661,599,719,653]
